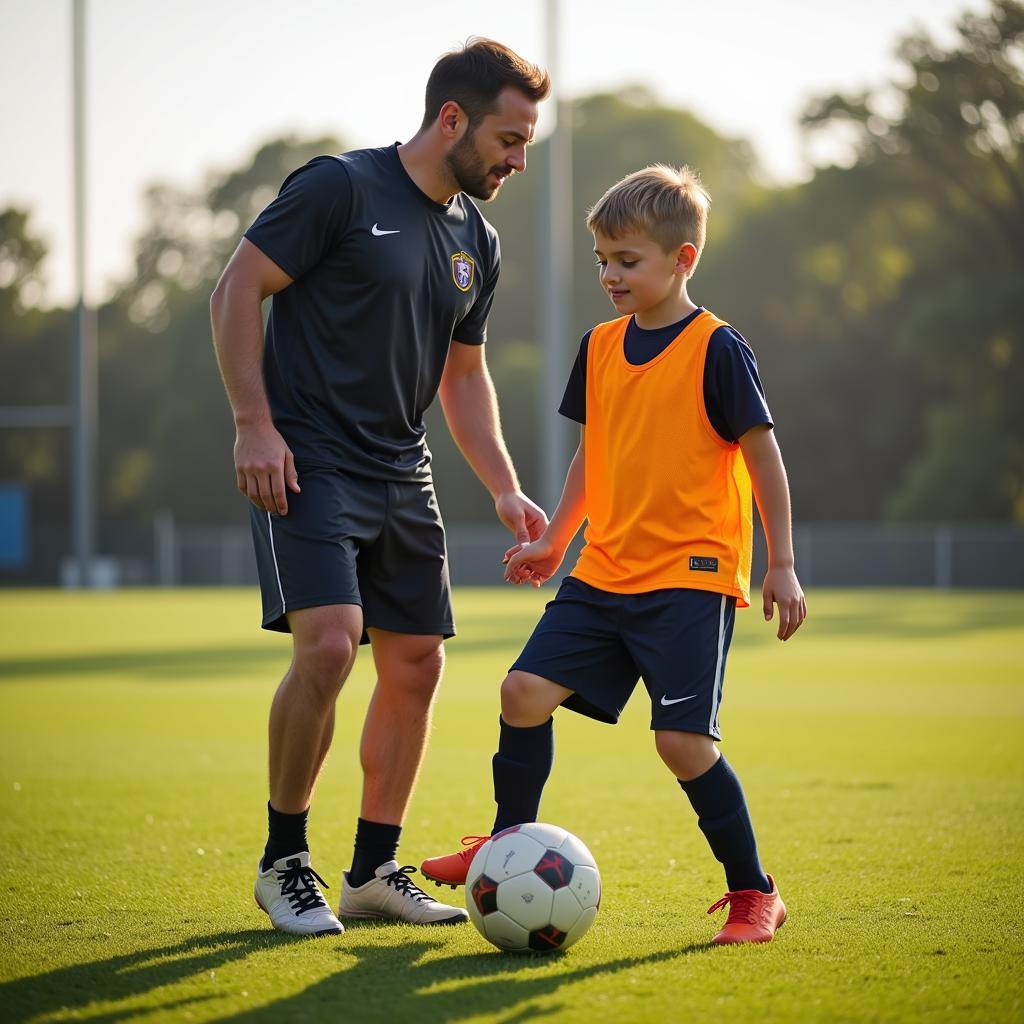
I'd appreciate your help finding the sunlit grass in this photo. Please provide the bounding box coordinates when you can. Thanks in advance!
[1,587,1022,1022]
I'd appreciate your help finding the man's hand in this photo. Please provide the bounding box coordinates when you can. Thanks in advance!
[503,535,565,587]
[234,421,300,516]
[762,566,807,641]
[494,490,548,545]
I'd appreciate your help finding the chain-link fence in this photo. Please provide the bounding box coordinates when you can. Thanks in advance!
[148,519,1024,589]
[4,517,1023,589]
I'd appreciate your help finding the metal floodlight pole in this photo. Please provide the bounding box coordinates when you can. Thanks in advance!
[72,0,98,586]
[540,0,574,512]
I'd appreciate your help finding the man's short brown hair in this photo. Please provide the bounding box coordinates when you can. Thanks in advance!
[587,165,711,275]
[421,38,550,130]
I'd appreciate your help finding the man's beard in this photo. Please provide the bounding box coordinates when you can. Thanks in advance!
[445,130,507,202]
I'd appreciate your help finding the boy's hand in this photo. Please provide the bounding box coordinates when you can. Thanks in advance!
[762,566,807,641]
[502,536,565,587]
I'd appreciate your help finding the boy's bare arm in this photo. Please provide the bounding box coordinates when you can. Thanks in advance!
[505,427,587,586]
[738,425,807,640]
[210,239,298,516]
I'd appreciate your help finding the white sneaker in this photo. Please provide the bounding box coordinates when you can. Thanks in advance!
[339,861,469,925]
[254,851,345,936]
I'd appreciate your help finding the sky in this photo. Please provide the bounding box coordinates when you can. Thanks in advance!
[0,0,987,306]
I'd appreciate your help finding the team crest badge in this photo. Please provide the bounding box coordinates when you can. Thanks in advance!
[451,251,475,292]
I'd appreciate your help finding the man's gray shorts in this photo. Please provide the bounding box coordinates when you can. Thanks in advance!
[250,466,454,643]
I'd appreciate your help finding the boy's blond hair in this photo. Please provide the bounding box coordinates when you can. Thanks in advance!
[586,164,711,276]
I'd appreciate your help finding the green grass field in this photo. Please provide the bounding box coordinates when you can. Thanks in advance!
[1,587,1022,1023]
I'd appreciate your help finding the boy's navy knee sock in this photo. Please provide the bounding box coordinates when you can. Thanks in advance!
[262,802,309,871]
[491,716,554,834]
[348,817,402,887]
[678,755,772,894]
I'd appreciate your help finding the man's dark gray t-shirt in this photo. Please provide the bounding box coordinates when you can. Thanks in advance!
[244,144,500,482]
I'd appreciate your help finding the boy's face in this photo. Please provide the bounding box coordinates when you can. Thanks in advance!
[592,229,695,317]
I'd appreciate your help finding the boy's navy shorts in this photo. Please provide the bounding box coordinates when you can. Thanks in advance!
[249,466,454,643]
[511,576,737,739]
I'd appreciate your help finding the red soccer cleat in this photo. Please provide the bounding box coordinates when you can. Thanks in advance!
[707,874,787,944]
[420,835,489,889]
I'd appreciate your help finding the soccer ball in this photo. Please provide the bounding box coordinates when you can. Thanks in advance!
[465,822,601,953]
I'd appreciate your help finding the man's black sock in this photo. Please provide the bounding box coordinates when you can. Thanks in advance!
[348,817,402,887]
[261,802,309,871]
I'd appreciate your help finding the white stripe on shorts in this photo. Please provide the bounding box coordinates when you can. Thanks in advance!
[266,511,286,614]
[708,595,726,735]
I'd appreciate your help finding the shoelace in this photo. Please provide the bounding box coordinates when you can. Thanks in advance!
[457,836,489,863]
[707,889,761,926]
[383,865,435,903]
[277,861,330,916]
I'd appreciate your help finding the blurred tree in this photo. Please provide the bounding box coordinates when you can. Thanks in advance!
[799,0,1024,519]
[0,209,72,563]
[0,208,48,320]
[698,163,937,521]
[5,0,1023,575]
[109,135,343,526]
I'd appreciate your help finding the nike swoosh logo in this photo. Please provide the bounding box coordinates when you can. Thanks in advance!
[371,223,400,236]
[660,694,697,706]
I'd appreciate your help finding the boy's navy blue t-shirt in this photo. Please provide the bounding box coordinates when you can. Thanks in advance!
[243,145,500,482]
[558,308,773,443]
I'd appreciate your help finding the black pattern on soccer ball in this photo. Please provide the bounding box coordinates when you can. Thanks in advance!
[471,874,499,916]
[528,924,567,950]
[534,850,574,890]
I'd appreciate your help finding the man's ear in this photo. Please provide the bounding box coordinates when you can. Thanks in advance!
[437,100,467,141]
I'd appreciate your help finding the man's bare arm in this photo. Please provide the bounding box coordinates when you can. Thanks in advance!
[210,238,298,515]
[505,426,586,586]
[438,339,547,543]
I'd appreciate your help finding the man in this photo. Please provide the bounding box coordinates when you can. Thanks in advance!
[210,38,550,936]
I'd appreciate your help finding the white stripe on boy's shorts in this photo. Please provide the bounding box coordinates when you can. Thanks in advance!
[708,595,726,735]
[267,511,286,613]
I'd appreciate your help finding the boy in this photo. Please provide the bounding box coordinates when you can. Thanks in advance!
[421,165,806,944]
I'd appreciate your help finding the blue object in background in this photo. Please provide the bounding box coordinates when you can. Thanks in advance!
[0,484,28,568]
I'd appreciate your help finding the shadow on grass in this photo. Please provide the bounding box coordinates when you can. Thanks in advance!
[0,926,711,1023]
[0,930,282,1023]
[0,631,528,683]
[225,936,708,1024]
[0,646,289,682]
[6,592,1020,683]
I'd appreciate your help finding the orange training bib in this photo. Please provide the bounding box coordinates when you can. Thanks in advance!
[571,310,752,606]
